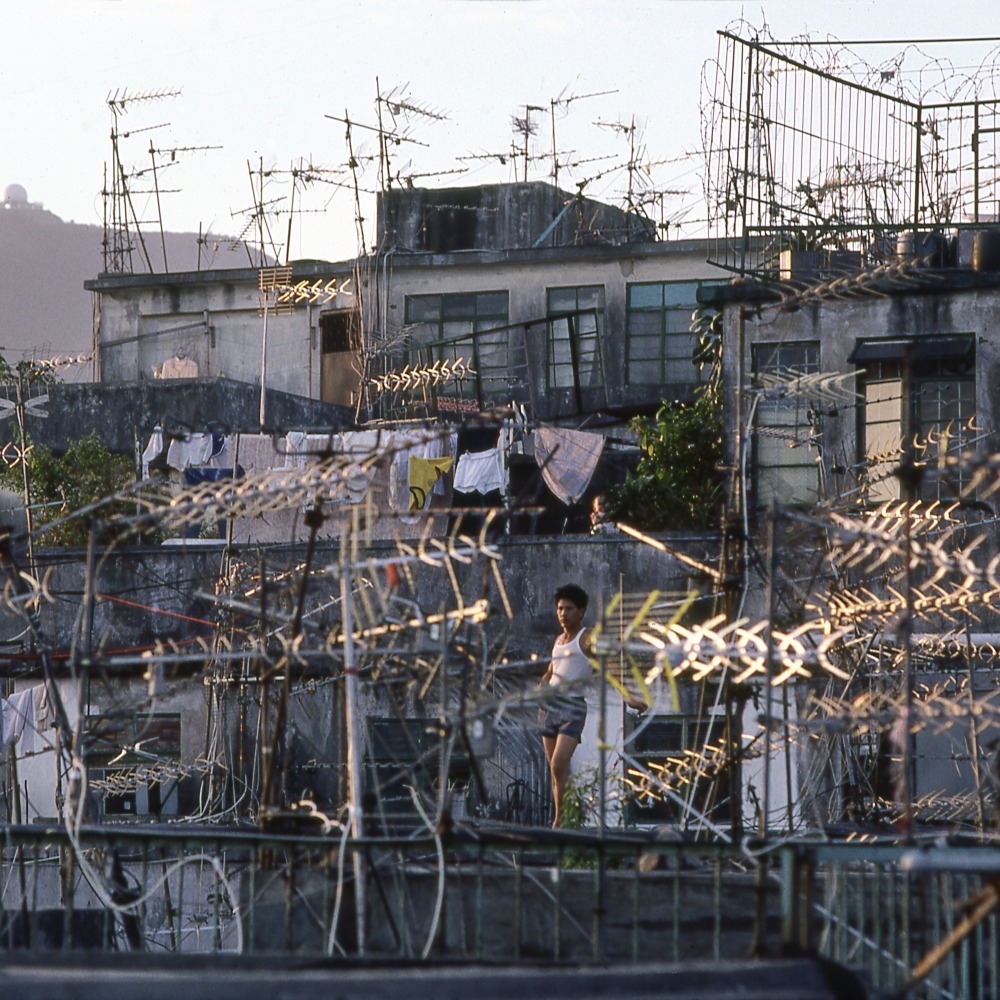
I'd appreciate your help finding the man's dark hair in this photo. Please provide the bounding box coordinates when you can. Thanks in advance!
[554,583,588,611]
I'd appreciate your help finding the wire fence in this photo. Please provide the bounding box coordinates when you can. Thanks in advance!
[705,32,1000,276]
[2,822,999,998]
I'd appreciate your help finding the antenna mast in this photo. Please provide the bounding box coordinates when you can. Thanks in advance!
[103,88,181,274]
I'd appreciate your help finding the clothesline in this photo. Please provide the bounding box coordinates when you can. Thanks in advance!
[140,419,610,512]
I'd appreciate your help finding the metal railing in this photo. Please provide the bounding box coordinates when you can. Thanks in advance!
[2,822,999,997]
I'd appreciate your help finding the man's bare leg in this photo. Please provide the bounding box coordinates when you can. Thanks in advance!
[547,734,579,828]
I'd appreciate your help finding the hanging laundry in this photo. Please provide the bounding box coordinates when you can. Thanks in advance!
[166,433,214,472]
[387,428,455,519]
[408,456,454,511]
[285,432,339,470]
[183,467,240,486]
[2,687,35,752]
[533,425,605,505]
[142,428,166,477]
[32,683,54,734]
[335,430,387,504]
[436,430,459,495]
[155,355,199,379]
[453,446,504,495]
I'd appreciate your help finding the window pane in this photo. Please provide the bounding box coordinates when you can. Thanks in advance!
[664,332,694,361]
[661,281,701,308]
[550,348,574,370]
[858,342,976,504]
[576,286,605,311]
[915,373,975,499]
[547,288,578,313]
[629,358,661,384]
[406,296,441,322]
[629,335,661,362]
[628,283,664,309]
[408,321,439,348]
[756,343,821,375]
[442,320,475,340]
[437,341,469,376]
[477,331,507,372]
[475,291,508,316]
[864,377,902,503]
[663,308,694,334]
[442,294,478,319]
[628,312,662,338]
[545,286,605,392]
[757,461,818,508]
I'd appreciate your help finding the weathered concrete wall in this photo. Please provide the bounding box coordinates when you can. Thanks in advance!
[1,378,353,453]
[4,534,718,824]
[715,277,1000,499]
[377,182,655,252]
[708,273,1000,832]
[380,241,717,415]
[246,862,777,963]
[0,956,870,1000]
[88,264,353,396]
[18,533,715,659]
[88,238,719,419]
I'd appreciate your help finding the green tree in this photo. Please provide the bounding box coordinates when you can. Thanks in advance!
[609,309,723,532]
[0,432,134,547]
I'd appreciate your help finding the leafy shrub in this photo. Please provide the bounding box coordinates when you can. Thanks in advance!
[609,309,723,531]
[0,432,134,547]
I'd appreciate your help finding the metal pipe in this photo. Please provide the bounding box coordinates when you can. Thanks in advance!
[341,529,366,952]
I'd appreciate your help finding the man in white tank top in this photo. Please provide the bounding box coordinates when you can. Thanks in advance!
[537,583,593,828]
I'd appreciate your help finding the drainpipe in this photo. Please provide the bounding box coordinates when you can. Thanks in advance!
[259,296,269,428]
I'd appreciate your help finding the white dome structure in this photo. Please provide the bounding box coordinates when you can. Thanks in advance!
[2,183,28,207]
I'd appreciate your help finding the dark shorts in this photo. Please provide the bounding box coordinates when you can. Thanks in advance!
[538,695,587,741]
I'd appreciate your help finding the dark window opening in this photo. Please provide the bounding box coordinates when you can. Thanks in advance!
[320,311,357,354]
[419,190,484,252]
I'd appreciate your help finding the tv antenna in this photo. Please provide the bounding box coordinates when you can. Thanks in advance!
[374,80,449,193]
[147,141,221,272]
[510,104,546,183]
[103,89,181,274]
[231,160,285,267]
[546,87,617,189]
[594,115,654,220]
[266,158,348,265]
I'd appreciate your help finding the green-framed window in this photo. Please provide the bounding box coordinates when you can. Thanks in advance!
[626,280,719,385]
[405,291,509,393]
[545,285,605,390]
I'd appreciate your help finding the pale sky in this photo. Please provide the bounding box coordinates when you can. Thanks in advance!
[4,0,1000,265]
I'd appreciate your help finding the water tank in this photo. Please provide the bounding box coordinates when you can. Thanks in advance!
[972,230,1000,272]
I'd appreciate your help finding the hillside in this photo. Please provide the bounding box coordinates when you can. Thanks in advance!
[0,192,252,377]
